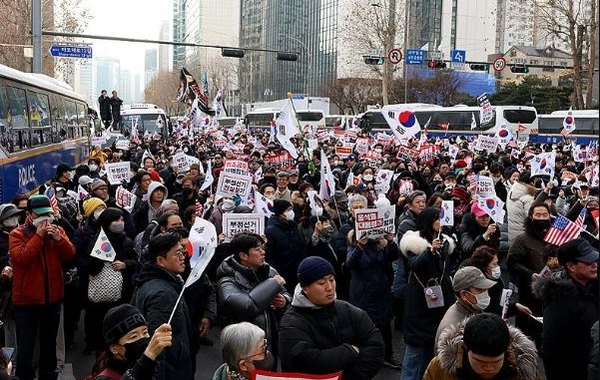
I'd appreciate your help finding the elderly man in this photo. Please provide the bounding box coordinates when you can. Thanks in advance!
[279,256,384,380]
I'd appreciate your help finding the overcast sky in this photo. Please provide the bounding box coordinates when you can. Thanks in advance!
[84,0,171,74]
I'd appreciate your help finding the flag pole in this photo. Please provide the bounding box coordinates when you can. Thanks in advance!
[167,286,186,325]
[286,92,314,175]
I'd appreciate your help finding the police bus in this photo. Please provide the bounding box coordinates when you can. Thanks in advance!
[534,110,599,145]
[0,63,90,203]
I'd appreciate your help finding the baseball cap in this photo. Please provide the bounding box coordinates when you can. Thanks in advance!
[78,175,94,186]
[56,163,75,177]
[27,195,53,216]
[288,169,299,176]
[452,266,497,292]
[557,238,599,266]
[344,154,357,161]
[471,203,487,218]
[0,204,24,221]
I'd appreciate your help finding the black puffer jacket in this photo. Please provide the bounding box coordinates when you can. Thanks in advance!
[132,263,195,380]
[532,270,599,380]
[264,215,305,292]
[279,285,384,380]
[457,212,500,260]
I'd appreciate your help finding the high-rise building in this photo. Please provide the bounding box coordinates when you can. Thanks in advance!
[120,69,132,104]
[144,48,158,87]
[74,59,96,105]
[172,0,186,68]
[158,20,170,72]
[133,74,142,103]
[95,57,121,97]
[495,0,535,55]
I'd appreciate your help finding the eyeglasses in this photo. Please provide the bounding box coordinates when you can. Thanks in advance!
[241,338,268,361]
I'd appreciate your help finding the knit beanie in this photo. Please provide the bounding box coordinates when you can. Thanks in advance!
[82,197,106,218]
[90,179,108,192]
[273,199,292,216]
[103,304,146,344]
[297,256,335,287]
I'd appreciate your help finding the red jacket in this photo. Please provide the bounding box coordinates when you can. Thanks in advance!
[9,223,75,305]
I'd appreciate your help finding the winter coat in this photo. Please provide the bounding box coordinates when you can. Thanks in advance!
[264,216,305,292]
[132,182,168,234]
[506,181,536,242]
[399,230,457,347]
[216,255,291,357]
[132,263,195,380]
[94,355,157,380]
[110,96,123,122]
[532,270,599,380]
[434,302,480,353]
[457,212,500,260]
[424,318,541,380]
[590,321,599,380]
[98,95,112,122]
[9,222,75,305]
[279,284,384,380]
[346,236,398,325]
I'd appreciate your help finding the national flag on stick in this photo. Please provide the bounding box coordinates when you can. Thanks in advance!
[44,186,59,213]
[543,209,586,246]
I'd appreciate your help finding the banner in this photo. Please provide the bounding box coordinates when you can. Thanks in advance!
[440,200,454,226]
[530,152,555,178]
[354,205,396,240]
[224,160,250,176]
[380,106,421,140]
[216,172,253,199]
[477,93,493,125]
[474,135,498,153]
[115,186,137,213]
[105,161,131,185]
[90,228,116,262]
[265,151,295,170]
[222,213,265,242]
[335,145,353,158]
[172,152,190,173]
[253,371,342,380]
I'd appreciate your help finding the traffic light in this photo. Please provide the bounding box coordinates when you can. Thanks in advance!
[510,65,529,73]
[221,48,245,58]
[469,64,489,71]
[363,56,385,65]
[427,60,447,69]
[277,52,298,61]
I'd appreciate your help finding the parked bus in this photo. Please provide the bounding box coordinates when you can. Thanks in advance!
[0,63,91,203]
[534,110,599,145]
[244,108,326,134]
[120,104,169,137]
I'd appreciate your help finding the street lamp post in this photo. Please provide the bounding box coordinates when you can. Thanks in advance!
[278,35,311,95]
[404,0,409,104]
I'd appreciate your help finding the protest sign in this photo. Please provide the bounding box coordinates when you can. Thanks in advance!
[265,151,295,170]
[335,145,353,158]
[355,138,370,155]
[396,145,420,161]
[344,129,358,141]
[419,145,439,164]
[104,162,131,185]
[253,370,342,380]
[91,136,106,147]
[354,206,395,240]
[477,93,493,125]
[474,135,499,153]
[222,213,265,242]
[476,176,496,198]
[115,186,137,212]
[224,159,250,176]
[173,152,191,173]
[216,172,253,199]
[307,139,319,150]
[214,138,228,150]
[115,139,130,151]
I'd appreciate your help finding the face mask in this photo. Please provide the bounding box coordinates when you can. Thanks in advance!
[182,188,194,197]
[531,219,551,232]
[311,206,323,218]
[93,209,104,220]
[123,337,149,366]
[490,266,501,280]
[109,222,125,234]
[469,290,491,310]
[2,216,19,229]
[251,351,275,371]
[89,164,98,172]
[32,215,53,228]
[472,163,485,173]
[284,209,295,221]
[363,174,373,182]
[221,200,236,212]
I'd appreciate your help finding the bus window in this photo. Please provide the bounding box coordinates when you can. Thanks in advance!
[503,109,536,124]
[77,102,88,137]
[0,81,11,152]
[6,86,29,151]
[27,91,51,146]
[538,117,562,134]
[296,111,324,122]
[50,95,66,142]
[121,114,167,135]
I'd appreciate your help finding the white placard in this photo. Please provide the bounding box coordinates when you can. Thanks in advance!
[476,175,496,198]
[475,135,499,153]
[354,206,396,240]
[216,172,253,199]
[223,159,249,176]
[173,152,190,173]
[91,136,106,147]
[222,213,265,242]
[115,139,130,151]
[104,161,131,185]
[115,186,137,213]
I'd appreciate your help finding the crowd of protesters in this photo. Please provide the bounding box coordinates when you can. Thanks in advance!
[0,118,597,380]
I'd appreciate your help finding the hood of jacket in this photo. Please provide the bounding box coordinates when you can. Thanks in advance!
[399,230,455,257]
[216,255,272,283]
[509,181,535,201]
[147,181,168,204]
[290,283,332,309]
[437,318,538,380]
[531,269,582,303]
[136,262,183,289]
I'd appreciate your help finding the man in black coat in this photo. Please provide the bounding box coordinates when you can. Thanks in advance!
[110,90,123,131]
[532,238,599,380]
[98,90,112,129]
[279,256,384,380]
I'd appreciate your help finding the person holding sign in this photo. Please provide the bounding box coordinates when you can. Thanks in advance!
[216,233,291,365]
[398,207,457,380]
[457,203,500,260]
[279,256,384,379]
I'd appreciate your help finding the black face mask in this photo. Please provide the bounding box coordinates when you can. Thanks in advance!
[531,219,551,235]
[123,337,149,366]
[472,163,485,173]
[182,188,194,198]
[252,351,275,371]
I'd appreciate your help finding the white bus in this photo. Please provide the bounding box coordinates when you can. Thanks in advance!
[535,109,599,145]
[120,103,169,137]
[244,108,326,134]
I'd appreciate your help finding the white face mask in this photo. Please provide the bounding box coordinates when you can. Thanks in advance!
[284,209,295,221]
[363,174,373,182]
[93,209,104,220]
[32,215,53,228]
[490,266,501,279]
[89,164,98,172]
[469,290,491,310]
[2,216,19,228]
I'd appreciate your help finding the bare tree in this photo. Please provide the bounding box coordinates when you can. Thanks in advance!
[52,0,91,82]
[536,0,599,108]
[407,70,465,106]
[143,70,181,115]
[321,78,381,114]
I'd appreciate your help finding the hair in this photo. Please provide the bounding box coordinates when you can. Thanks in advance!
[158,199,179,214]
[11,193,28,208]
[220,322,265,369]
[157,211,180,229]
[528,201,550,217]
[260,183,276,194]
[427,192,444,207]
[230,233,265,260]
[183,205,197,222]
[347,194,368,211]
[406,190,427,205]
[135,170,151,184]
[148,232,182,263]
[181,175,196,186]
[96,207,123,229]
[463,313,511,357]
[167,226,189,240]
[417,206,441,241]
[469,246,498,272]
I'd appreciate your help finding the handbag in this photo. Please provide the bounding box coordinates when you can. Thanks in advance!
[88,262,123,303]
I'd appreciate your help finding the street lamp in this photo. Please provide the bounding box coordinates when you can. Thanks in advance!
[278,35,311,95]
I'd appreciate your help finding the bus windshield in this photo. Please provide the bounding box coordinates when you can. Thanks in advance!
[296,111,324,122]
[122,114,167,135]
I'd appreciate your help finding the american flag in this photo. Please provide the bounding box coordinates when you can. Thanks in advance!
[194,200,203,217]
[44,186,59,213]
[544,209,586,246]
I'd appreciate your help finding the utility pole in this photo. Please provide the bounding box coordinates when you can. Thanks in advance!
[32,0,42,73]
[381,0,397,105]
[403,0,409,104]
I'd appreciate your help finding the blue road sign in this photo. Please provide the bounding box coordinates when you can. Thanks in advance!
[405,49,425,65]
[451,49,466,63]
[49,45,92,59]
[291,93,306,100]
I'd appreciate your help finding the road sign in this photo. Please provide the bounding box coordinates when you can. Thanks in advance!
[493,57,507,72]
[388,48,403,64]
[429,51,443,60]
[291,93,306,100]
[49,45,92,59]
[405,49,425,65]
[451,49,466,63]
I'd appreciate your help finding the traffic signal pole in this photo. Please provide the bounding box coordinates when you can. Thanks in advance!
[32,0,42,73]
